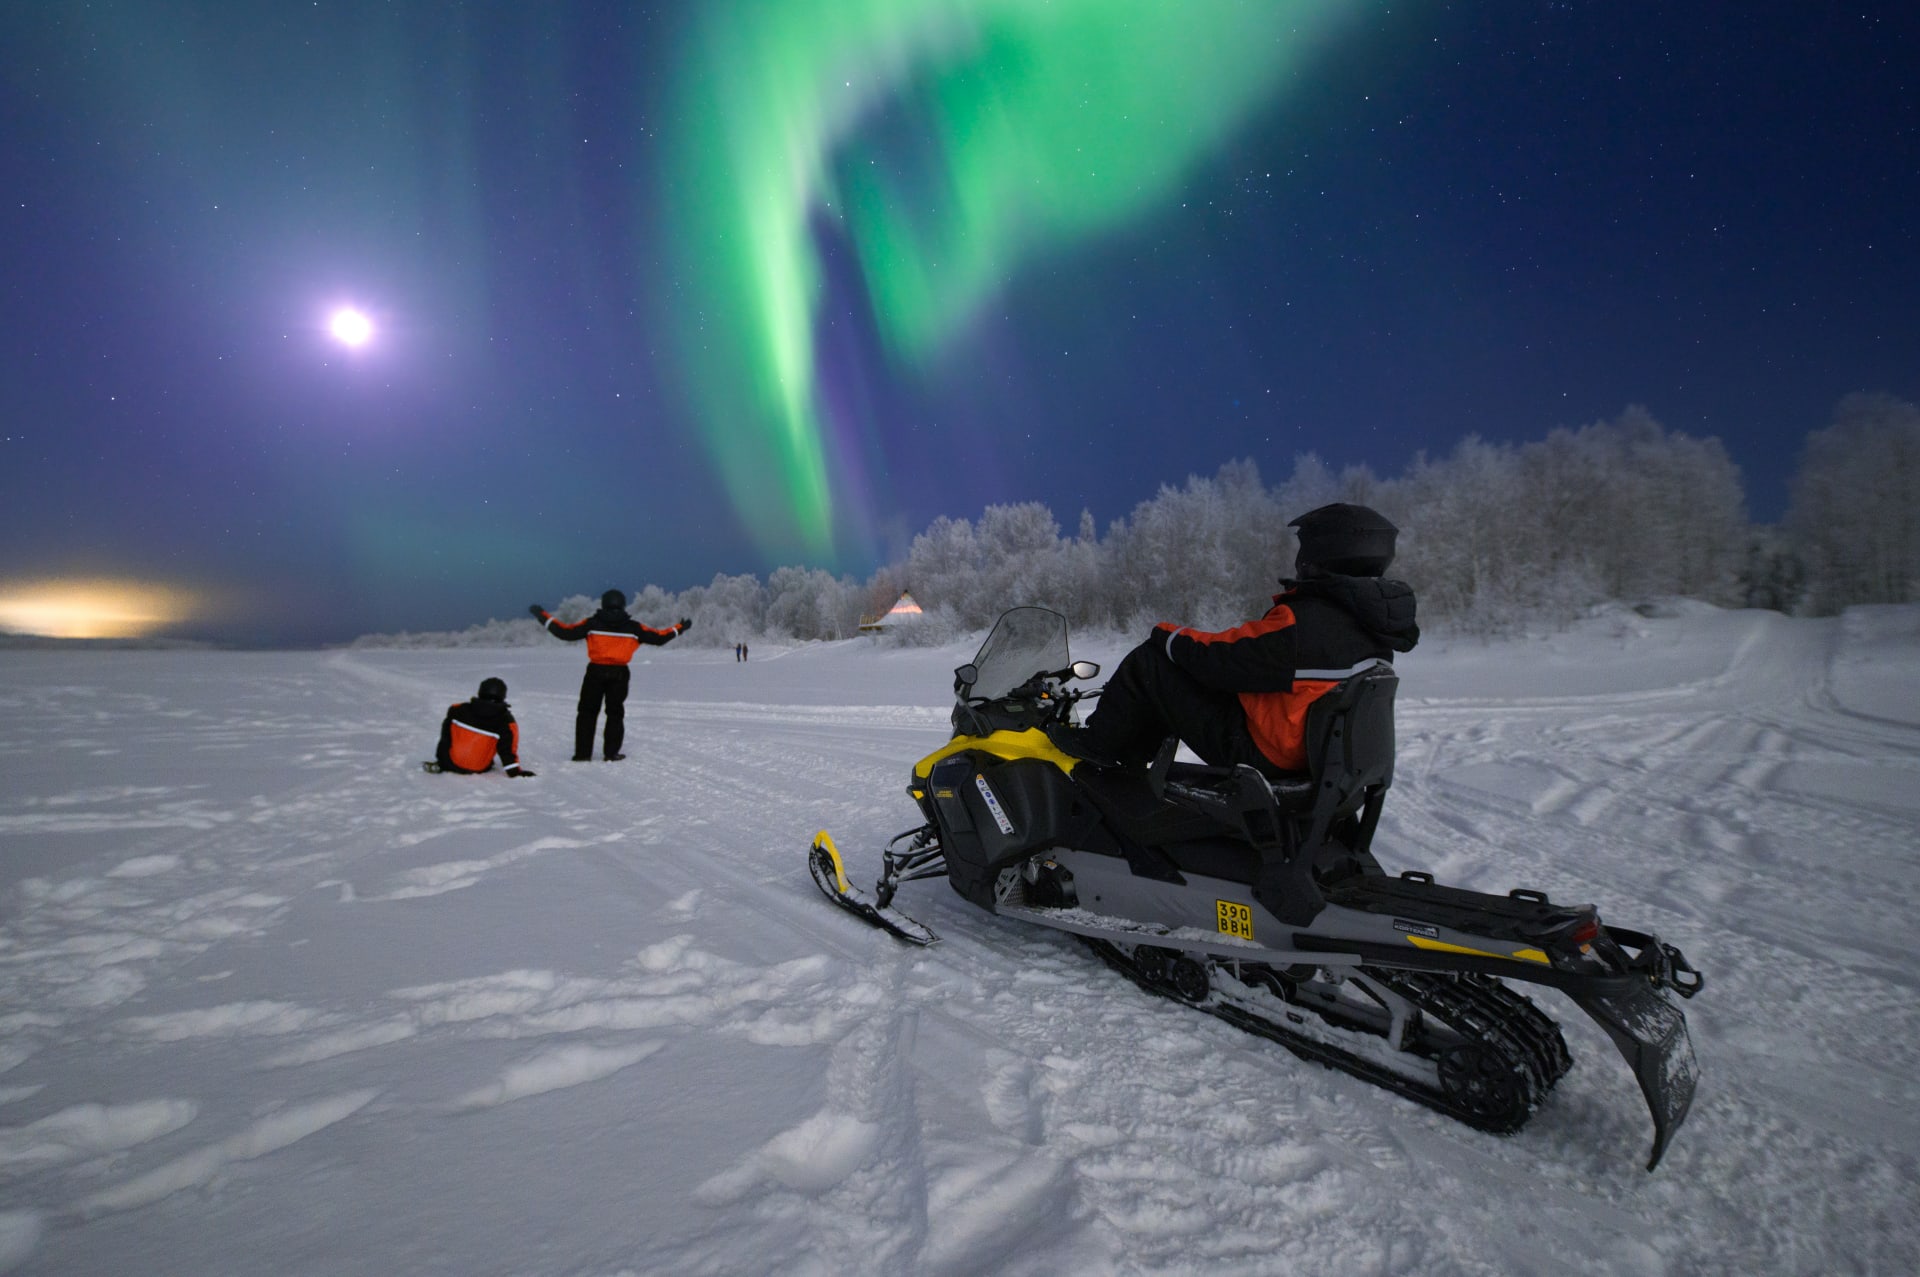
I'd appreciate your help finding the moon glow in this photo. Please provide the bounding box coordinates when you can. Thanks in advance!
[329,308,374,346]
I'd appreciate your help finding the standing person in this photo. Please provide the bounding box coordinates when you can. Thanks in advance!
[1049,504,1418,778]
[529,592,691,761]
[429,677,535,776]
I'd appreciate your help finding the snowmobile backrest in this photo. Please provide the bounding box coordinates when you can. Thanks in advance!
[1253,665,1398,927]
[1302,662,1397,801]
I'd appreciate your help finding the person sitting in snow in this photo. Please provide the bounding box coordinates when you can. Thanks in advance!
[528,591,691,761]
[431,677,534,776]
[1049,503,1419,778]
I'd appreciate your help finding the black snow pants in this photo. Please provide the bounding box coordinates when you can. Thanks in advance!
[1078,639,1282,777]
[575,663,631,759]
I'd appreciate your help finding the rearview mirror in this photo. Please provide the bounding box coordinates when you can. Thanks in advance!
[954,662,979,689]
[1070,660,1101,681]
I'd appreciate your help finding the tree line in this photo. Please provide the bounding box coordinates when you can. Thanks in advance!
[362,393,1919,648]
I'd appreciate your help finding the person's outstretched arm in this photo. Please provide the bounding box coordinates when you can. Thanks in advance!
[636,616,692,647]
[529,604,590,641]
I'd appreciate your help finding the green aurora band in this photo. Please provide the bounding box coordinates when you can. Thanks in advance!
[661,0,1360,562]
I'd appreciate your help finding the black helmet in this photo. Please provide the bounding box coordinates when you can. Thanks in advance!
[601,589,627,610]
[1288,503,1398,577]
[477,677,507,702]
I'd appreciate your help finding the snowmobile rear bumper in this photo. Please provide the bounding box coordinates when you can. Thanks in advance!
[1572,924,1702,1170]
[1568,973,1698,1170]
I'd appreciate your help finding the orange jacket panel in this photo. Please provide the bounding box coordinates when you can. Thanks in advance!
[448,718,503,772]
[585,630,644,664]
[1236,680,1339,772]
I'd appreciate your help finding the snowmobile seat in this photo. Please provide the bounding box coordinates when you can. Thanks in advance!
[1160,760,1315,808]
[1073,764,1245,850]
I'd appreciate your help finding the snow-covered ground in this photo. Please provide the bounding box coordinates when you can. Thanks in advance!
[2,604,1917,1275]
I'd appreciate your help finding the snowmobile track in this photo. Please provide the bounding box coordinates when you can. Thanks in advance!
[1083,939,1572,1136]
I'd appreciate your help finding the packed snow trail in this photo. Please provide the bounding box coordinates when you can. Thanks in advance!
[0,605,1916,1274]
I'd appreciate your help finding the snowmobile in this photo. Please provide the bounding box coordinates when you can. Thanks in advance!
[809,607,1703,1170]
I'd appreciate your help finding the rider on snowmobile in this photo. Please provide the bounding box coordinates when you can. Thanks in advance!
[1051,503,1419,777]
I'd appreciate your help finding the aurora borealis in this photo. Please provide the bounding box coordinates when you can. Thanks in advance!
[660,0,1354,559]
[1,1,1914,643]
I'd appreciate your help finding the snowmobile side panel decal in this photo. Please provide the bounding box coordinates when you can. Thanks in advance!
[1407,936,1552,965]
[1216,900,1255,940]
[913,728,1077,779]
[974,776,1015,835]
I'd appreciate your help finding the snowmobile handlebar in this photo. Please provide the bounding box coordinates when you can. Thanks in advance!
[953,660,1101,708]
[1005,667,1100,715]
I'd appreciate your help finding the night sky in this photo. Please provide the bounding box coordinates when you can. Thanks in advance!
[2,2,1914,644]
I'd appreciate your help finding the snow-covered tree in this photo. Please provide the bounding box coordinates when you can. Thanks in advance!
[1050,509,1113,631]
[905,515,985,624]
[1786,393,1920,613]
[676,575,760,645]
[765,566,858,640]
[975,502,1064,618]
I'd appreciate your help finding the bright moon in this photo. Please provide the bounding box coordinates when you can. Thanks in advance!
[329,308,374,346]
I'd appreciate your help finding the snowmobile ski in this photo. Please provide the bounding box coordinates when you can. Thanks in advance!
[421,760,443,774]
[808,831,938,946]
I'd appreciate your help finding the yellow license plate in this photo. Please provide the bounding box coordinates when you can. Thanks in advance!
[1215,900,1254,940]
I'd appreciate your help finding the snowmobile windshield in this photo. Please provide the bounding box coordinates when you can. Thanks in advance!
[965,608,1071,702]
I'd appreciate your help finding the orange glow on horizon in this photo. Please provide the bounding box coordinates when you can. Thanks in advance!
[0,579,200,639]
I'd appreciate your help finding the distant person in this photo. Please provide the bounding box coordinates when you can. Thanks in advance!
[529,591,691,761]
[429,678,534,776]
[743,642,749,661]
[735,643,744,663]
[1049,504,1418,778]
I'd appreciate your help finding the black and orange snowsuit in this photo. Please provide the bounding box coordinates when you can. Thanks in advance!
[535,604,687,759]
[435,697,523,774]
[1079,575,1419,776]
